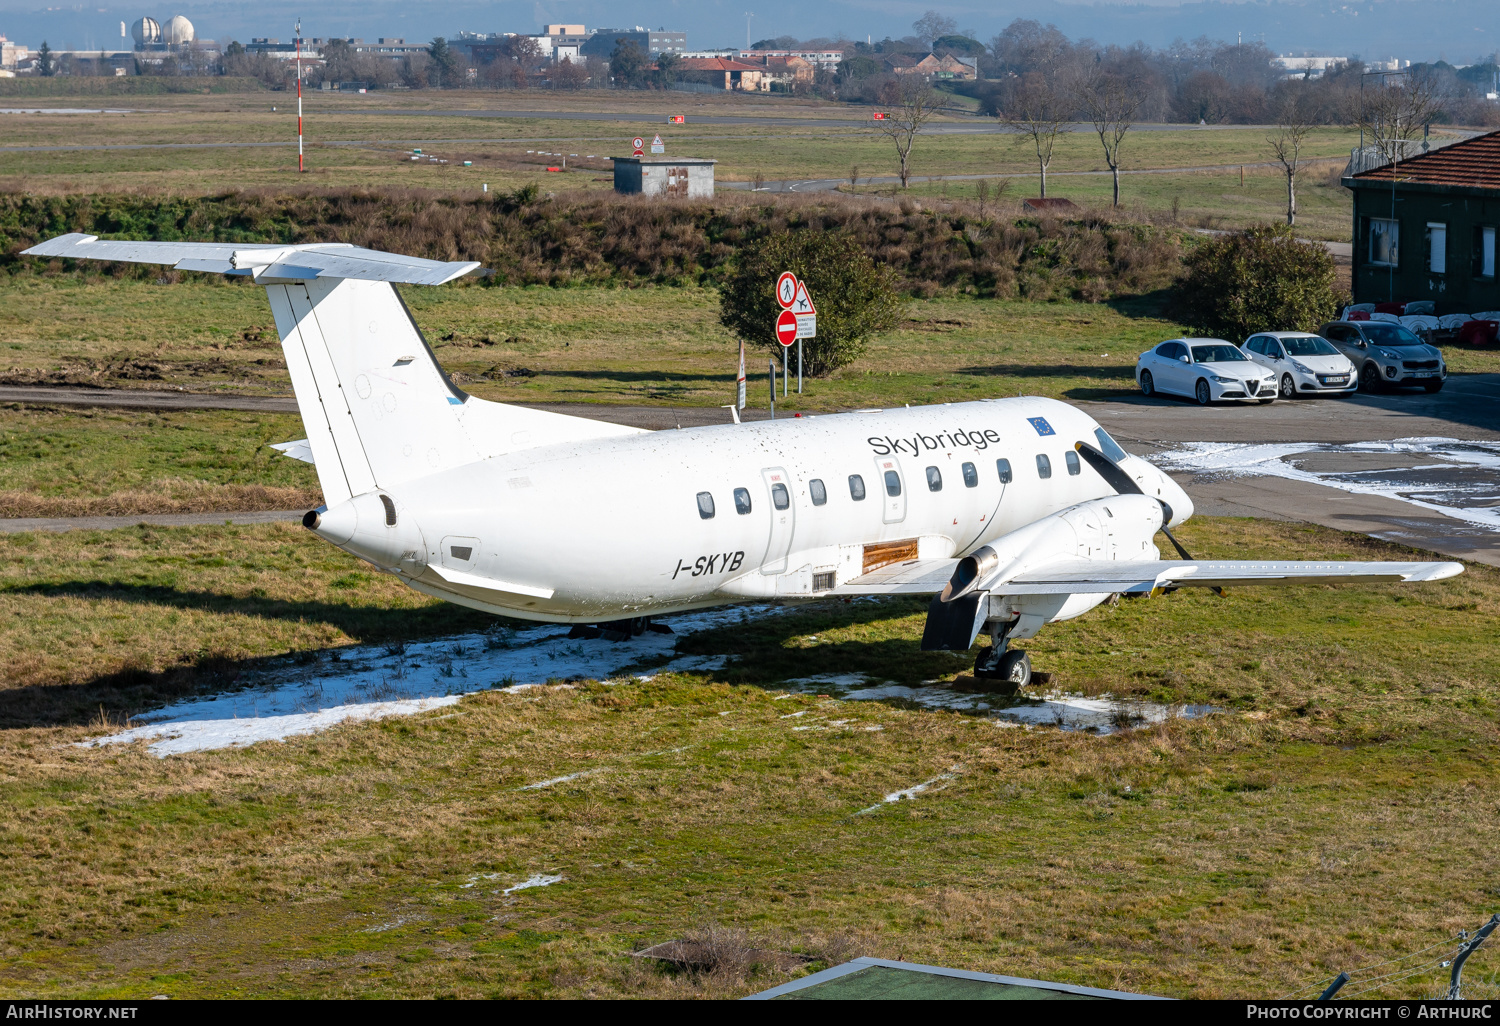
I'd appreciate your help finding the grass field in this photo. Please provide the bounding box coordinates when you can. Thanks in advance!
[0,92,1379,237]
[0,405,318,516]
[0,516,1496,998]
[4,278,1499,416]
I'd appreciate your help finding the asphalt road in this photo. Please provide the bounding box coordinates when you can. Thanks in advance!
[3,381,1497,564]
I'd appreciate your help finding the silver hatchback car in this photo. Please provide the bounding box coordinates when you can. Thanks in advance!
[1317,321,1447,393]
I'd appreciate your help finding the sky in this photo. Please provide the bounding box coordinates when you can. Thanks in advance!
[1,0,1494,65]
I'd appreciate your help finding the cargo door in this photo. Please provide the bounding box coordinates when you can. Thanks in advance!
[874,456,907,525]
[760,467,795,573]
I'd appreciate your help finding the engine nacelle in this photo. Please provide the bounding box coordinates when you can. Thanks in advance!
[304,490,428,576]
[922,494,1163,651]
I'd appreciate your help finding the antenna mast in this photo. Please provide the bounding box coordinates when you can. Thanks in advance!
[296,18,304,173]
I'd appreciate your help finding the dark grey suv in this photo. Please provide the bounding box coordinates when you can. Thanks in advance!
[1317,321,1447,393]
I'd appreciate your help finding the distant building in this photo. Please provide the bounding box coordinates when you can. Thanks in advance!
[613,156,715,199]
[677,57,778,91]
[740,49,842,70]
[1271,56,1347,78]
[0,36,30,69]
[130,14,196,52]
[882,52,975,80]
[1344,129,1500,312]
[581,27,685,59]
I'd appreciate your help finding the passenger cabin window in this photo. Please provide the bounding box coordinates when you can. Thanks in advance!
[771,483,790,510]
[809,479,827,506]
[696,491,715,519]
[996,458,1012,484]
[733,487,752,515]
[1036,454,1052,479]
[1065,450,1081,476]
[925,466,942,492]
[848,474,866,501]
[961,462,978,488]
[884,470,902,497]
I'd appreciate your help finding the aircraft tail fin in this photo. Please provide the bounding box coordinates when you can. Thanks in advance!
[268,277,644,505]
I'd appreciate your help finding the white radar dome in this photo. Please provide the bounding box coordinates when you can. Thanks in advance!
[163,15,194,44]
[130,16,160,45]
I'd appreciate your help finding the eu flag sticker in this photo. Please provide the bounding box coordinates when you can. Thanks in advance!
[1027,416,1055,436]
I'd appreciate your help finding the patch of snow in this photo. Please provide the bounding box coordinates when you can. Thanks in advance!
[839,682,1216,735]
[780,710,810,719]
[79,604,781,757]
[502,874,564,895]
[856,765,962,815]
[518,768,607,791]
[785,673,872,689]
[632,653,728,680]
[1150,437,1500,531]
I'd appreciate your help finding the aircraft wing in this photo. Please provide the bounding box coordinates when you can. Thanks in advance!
[835,559,960,595]
[21,233,481,286]
[836,557,1462,597]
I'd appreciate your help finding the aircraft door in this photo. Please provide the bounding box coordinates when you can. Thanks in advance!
[874,456,907,524]
[760,467,796,574]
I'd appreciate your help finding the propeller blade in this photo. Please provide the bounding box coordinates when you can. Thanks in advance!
[1160,524,1225,597]
[1075,440,1220,595]
[1074,441,1144,496]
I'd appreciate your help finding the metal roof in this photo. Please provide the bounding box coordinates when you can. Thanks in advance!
[1350,130,1500,190]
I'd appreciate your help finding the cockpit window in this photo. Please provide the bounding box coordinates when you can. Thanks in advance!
[1093,428,1128,463]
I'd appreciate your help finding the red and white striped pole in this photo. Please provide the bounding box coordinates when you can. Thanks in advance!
[295,19,303,173]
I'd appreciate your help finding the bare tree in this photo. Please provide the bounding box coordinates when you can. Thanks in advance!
[997,72,1072,198]
[1075,71,1143,207]
[912,11,957,49]
[1267,88,1313,225]
[874,77,940,189]
[1348,71,1446,164]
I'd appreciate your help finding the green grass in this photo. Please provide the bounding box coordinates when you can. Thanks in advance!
[5,277,1498,411]
[0,516,1496,998]
[0,92,1380,237]
[0,405,320,516]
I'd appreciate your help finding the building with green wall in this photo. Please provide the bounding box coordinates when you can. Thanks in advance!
[1345,130,1500,312]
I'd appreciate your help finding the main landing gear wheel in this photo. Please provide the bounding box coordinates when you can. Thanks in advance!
[974,647,1031,691]
[1194,378,1212,405]
[1139,371,1155,397]
[1279,374,1296,399]
[1360,363,1382,393]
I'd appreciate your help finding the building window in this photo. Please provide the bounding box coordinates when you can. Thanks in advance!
[1426,222,1447,274]
[1477,227,1497,280]
[1368,217,1399,267]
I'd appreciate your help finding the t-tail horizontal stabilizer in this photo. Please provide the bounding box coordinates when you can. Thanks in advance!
[21,233,482,286]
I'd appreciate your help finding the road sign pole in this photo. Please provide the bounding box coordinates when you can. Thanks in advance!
[769,361,776,419]
[783,351,788,397]
[798,338,803,395]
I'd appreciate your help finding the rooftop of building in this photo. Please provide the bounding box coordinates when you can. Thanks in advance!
[1350,129,1500,190]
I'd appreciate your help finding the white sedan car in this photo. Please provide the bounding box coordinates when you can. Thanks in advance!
[1242,331,1357,399]
[1136,338,1277,405]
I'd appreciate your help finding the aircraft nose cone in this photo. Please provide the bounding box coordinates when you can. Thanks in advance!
[1162,474,1194,527]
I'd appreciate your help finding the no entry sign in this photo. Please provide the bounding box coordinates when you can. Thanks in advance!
[775,309,798,347]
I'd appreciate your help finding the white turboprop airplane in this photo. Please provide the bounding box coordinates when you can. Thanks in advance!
[24,233,1464,687]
